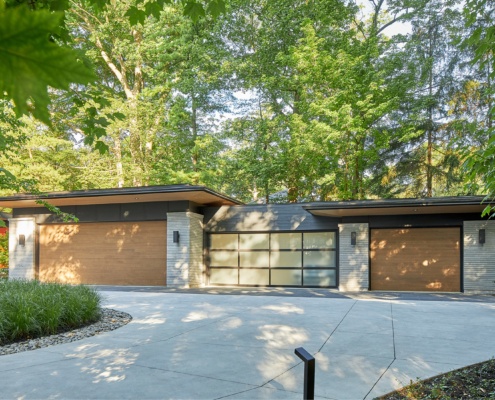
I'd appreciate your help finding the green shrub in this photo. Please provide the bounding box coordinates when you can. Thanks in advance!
[0,280,101,345]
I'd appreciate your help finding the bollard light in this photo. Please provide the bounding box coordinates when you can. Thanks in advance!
[295,347,315,400]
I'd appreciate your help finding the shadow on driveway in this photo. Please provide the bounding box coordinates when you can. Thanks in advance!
[92,285,495,303]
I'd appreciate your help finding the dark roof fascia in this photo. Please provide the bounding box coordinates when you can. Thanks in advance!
[303,196,491,212]
[0,185,243,205]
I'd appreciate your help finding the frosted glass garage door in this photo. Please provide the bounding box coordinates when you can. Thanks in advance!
[208,231,337,287]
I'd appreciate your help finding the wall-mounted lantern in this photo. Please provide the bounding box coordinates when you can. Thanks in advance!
[479,229,486,245]
[351,231,357,246]
[173,230,180,243]
[18,234,26,247]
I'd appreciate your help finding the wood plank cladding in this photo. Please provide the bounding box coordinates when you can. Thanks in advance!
[39,221,167,286]
[370,227,460,292]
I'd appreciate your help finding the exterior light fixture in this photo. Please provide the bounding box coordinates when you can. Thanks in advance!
[173,231,180,243]
[18,234,26,247]
[479,229,486,245]
[351,231,357,246]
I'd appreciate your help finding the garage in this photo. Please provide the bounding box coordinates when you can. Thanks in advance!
[370,227,461,292]
[39,221,167,286]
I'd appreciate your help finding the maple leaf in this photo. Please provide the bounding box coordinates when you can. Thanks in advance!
[0,6,95,125]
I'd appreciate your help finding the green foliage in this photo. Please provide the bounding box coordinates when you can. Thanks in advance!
[0,6,95,125]
[461,0,495,214]
[0,280,101,345]
[376,358,495,399]
[0,0,491,204]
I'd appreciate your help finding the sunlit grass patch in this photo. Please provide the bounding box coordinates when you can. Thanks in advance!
[0,279,101,345]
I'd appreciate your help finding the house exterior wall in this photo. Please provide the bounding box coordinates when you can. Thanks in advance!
[464,220,495,293]
[8,218,36,280]
[338,223,369,291]
[167,212,204,288]
[204,204,339,232]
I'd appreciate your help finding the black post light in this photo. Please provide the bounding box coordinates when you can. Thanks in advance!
[295,347,315,400]
[173,230,180,243]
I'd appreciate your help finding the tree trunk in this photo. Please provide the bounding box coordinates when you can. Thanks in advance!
[191,94,198,173]
[114,135,125,188]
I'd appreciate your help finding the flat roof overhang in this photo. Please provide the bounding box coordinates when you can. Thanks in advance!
[0,185,242,209]
[304,196,492,217]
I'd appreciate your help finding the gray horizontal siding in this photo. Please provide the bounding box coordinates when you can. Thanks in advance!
[464,220,495,293]
[203,204,339,232]
[13,201,200,224]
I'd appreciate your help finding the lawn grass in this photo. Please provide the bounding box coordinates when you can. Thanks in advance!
[0,279,101,345]
[376,358,495,399]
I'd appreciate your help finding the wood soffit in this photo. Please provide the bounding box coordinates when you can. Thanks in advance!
[305,202,489,217]
[0,186,241,208]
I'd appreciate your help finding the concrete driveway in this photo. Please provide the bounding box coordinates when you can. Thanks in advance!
[1,290,495,400]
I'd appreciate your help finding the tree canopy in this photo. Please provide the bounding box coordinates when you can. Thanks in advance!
[0,0,493,206]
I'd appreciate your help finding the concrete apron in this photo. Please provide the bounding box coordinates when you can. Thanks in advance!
[1,291,494,400]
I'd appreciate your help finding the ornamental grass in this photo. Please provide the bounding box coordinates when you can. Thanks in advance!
[0,280,101,345]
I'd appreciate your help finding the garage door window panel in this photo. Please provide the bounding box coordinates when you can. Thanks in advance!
[303,250,336,268]
[210,268,238,285]
[240,251,270,268]
[209,251,238,267]
[240,269,269,285]
[271,269,302,286]
[270,251,302,268]
[270,233,301,250]
[303,269,336,287]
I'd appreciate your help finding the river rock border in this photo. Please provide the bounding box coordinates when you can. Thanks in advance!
[0,308,132,356]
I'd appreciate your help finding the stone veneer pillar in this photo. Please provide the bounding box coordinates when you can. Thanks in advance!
[8,217,36,280]
[166,212,204,288]
[338,223,369,291]
[463,220,495,293]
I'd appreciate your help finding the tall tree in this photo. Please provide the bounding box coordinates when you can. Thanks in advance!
[461,0,495,214]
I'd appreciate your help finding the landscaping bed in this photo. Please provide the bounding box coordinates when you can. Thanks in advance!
[0,280,102,346]
[376,358,495,399]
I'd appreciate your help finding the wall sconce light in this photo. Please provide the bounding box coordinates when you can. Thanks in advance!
[479,229,486,245]
[351,231,357,246]
[18,234,25,247]
[173,231,180,243]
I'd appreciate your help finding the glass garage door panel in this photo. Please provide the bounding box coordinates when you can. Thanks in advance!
[270,251,302,268]
[303,269,336,287]
[210,268,238,285]
[271,269,302,286]
[240,251,270,267]
[303,251,336,268]
[211,234,238,250]
[239,234,269,250]
[240,269,269,285]
[210,251,238,267]
[303,232,336,249]
[271,233,301,250]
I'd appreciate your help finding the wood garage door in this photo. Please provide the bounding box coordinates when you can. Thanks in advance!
[39,221,167,286]
[370,227,460,292]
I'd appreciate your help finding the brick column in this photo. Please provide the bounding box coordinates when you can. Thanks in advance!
[464,220,495,293]
[338,223,369,291]
[8,218,36,280]
[166,212,204,288]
